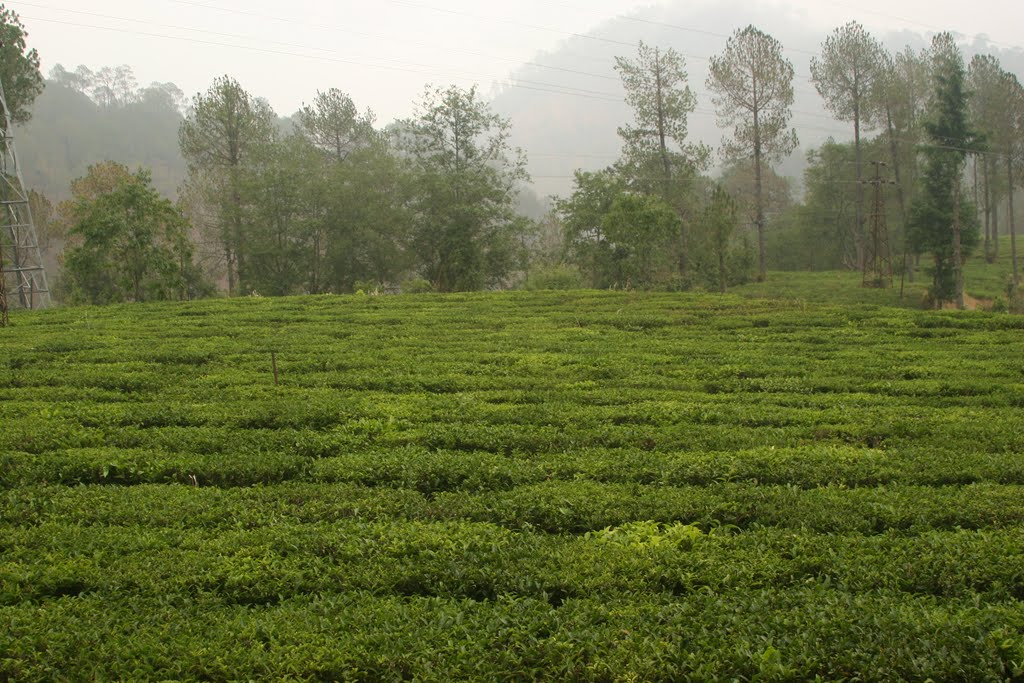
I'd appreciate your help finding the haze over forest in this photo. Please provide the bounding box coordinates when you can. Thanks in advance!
[15,0,1024,203]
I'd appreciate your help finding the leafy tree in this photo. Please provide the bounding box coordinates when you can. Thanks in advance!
[772,139,889,271]
[400,85,528,292]
[615,42,709,275]
[967,54,1005,261]
[995,71,1024,289]
[718,157,793,235]
[0,4,43,124]
[240,134,322,296]
[876,47,931,275]
[324,140,415,292]
[701,185,741,293]
[908,35,980,307]
[707,25,798,281]
[601,193,680,289]
[62,165,203,304]
[54,160,135,247]
[555,169,626,288]
[179,76,276,295]
[293,88,412,292]
[811,22,887,268]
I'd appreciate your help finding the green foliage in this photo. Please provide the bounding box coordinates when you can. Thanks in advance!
[240,134,322,296]
[401,277,434,294]
[2,290,1024,679]
[708,25,798,279]
[771,139,871,270]
[694,184,747,292]
[909,35,982,304]
[600,193,680,289]
[615,41,709,198]
[810,21,887,126]
[0,4,43,124]
[61,165,204,304]
[322,140,416,293]
[556,169,624,288]
[294,87,377,162]
[521,265,584,291]
[400,85,529,292]
[179,76,278,295]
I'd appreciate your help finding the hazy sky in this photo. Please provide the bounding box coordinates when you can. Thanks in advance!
[11,0,1024,122]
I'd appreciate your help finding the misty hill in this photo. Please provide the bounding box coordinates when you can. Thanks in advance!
[14,80,187,201]
[490,0,1024,198]
[12,67,294,204]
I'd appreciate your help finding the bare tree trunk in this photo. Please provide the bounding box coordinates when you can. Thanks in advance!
[1009,157,1019,289]
[885,106,912,284]
[653,50,684,279]
[983,158,993,262]
[718,246,726,294]
[753,123,766,282]
[853,100,866,272]
[225,245,236,296]
[992,157,1001,260]
[953,174,965,310]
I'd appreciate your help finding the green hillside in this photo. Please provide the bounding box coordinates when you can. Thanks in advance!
[2,289,1024,680]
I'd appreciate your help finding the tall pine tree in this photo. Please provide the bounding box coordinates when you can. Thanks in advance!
[908,35,980,308]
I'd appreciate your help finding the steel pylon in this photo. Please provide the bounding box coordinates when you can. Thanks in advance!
[0,77,50,313]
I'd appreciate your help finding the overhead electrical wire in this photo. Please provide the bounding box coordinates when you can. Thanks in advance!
[20,2,830,113]
[819,0,1024,53]
[167,0,824,85]
[17,2,1018,176]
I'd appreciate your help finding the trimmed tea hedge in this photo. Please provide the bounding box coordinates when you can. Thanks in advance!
[2,290,1024,680]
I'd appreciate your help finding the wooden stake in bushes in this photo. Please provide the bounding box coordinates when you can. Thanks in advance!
[271,351,279,386]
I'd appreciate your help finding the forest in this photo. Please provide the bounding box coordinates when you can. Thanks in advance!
[2,5,1023,310]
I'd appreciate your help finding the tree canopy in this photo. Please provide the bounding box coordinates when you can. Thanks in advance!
[0,4,43,124]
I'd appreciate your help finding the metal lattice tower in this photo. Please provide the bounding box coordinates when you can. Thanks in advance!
[862,161,896,289]
[0,76,50,317]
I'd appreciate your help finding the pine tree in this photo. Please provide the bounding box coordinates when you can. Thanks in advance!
[908,35,981,308]
[708,25,798,281]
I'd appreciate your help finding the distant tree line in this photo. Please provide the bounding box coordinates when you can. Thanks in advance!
[555,24,1015,307]
[1,2,1020,308]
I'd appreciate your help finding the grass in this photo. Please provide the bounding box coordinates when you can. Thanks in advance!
[735,236,1020,306]
[1,271,1024,680]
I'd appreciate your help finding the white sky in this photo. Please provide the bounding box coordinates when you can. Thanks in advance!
[10,0,1024,122]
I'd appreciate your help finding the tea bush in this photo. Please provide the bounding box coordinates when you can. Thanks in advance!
[2,289,1024,680]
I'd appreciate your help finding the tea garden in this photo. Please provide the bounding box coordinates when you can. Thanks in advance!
[2,286,1024,680]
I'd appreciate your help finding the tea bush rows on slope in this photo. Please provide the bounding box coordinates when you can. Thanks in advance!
[5,521,1024,606]
[2,290,1024,679]
[2,591,1022,681]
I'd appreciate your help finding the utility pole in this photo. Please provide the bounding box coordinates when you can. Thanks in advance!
[862,160,897,288]
[0,75,50,320]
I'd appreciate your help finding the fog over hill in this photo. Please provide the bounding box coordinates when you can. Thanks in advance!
[490,0,1024,200]
[12,0,1024,209]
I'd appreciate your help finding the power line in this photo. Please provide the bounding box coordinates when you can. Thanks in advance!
[28,12,1016,164]
[819,0,1024,53]
[20,4,1021,176]
[23,3,833,111]
[170,0,824,89]
[22,15,631,105]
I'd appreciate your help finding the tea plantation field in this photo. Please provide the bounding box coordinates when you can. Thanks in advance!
[3,289,1024,680]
